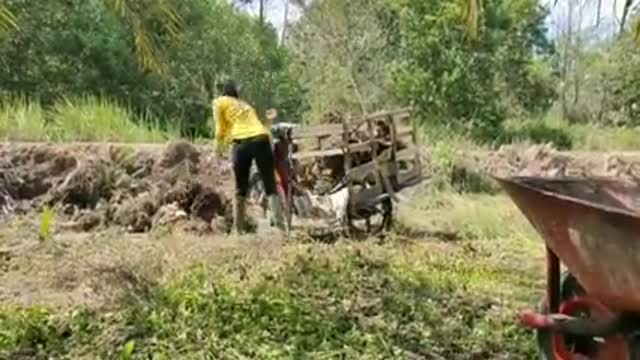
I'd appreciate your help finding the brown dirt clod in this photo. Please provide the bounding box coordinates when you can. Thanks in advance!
[0,142,235,234]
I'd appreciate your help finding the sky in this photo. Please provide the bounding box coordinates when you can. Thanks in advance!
[546,0,629,37]
[238,0,632,40]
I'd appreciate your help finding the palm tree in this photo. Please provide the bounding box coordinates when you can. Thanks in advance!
[462,0,636,39]
[0,1,182,74]
[0,5,17,34]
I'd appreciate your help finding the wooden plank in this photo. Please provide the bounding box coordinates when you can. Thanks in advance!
[342,116,353,236]
[397,168,423,189]
[292,148,342,159]
[393,112,411,122]
[291,141,372,160]
[396,146,418,161]
[347,149,392,182]
[364,107,412,122]
[291,123,344,139]
[396,126,413,138]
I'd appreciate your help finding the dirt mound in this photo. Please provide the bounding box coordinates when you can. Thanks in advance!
[0,142,235,233]
[462,144,640,182]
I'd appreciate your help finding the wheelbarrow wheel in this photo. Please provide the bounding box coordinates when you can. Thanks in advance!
[536,272,631,359]
[536,272,586,359]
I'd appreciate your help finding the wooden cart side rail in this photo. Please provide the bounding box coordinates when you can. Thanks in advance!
[362,107,412,122]
[290,108,413,140]
[291,139,417,161]
[347,149,393,183]
[396,126,414,139]
[346,144,420,182]
[291,141,372,160]
[290,123,344,139]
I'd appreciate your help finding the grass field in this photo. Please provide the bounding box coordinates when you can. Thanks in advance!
[0,186,547,359]
[1,97,623,359]
[0,96,178,143]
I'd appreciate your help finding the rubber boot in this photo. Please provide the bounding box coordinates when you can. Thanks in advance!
[268,194,286,232]
[233,195,247,235]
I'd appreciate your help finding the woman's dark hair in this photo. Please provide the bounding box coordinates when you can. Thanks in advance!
[217,80,239,98]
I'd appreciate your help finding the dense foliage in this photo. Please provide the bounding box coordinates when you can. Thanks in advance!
[0,0,298,136]
[2,0,639,142]
[393,0,555,141]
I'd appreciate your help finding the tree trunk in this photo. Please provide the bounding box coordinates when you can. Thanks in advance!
[259,0,265,25]
[561,0,574,120]
[281,0,289,45]
[620,0,634,35]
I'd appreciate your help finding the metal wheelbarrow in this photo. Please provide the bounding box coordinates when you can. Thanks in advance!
[496,176,640,360]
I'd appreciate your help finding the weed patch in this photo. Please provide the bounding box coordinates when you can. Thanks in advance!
[0,243,540,359]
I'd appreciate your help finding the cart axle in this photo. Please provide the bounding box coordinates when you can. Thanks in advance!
[520,310,623,337]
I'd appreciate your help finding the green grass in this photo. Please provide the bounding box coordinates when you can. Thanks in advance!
[0,187,547,359]
[0,96,179,143]
[0,244,539,359]
[505,116,640,151]
[569,124,640,151]
[0,96,49,141]
[400,189,538,242]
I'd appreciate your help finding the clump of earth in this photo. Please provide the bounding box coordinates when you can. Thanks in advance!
[0,142,247,233]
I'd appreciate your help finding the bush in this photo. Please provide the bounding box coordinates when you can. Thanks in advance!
[506,122,573,150]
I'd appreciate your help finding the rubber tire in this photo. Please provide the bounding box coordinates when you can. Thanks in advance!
[536,272,586,359]
[347,197,393,237]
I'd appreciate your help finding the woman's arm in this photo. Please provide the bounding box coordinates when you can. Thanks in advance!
[213,99,228,155]
[213,99,227,143]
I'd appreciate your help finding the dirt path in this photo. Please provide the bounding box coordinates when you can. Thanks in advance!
[0,215,286,309]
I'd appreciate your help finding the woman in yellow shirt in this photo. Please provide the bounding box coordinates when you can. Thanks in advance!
[213,80,285,234]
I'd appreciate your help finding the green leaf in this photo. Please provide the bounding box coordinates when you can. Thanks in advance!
[121,340,136,360]
[39,206,54,242]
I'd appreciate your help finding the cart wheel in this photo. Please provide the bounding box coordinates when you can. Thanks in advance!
[536,272,630,359]
[347,197,393,237]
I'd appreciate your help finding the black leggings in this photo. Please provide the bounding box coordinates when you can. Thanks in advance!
[232,134,277,198]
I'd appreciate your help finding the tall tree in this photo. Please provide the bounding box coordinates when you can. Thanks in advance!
[289,0,397,121]
[1,0,182,74]
[234,0,267,25]
[397,0,554,139]
[620,0,635,35]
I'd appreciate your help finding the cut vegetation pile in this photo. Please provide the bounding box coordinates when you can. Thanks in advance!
[294,110,411,195]
[461,144,640,182]
[0,142,236,233]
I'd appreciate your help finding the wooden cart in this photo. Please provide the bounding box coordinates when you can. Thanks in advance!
[283,107,423,236]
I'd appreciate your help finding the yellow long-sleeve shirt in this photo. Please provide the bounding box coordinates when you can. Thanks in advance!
[213,96,268,145]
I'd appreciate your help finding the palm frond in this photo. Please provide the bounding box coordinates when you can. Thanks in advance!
[0,5,18,34]
[102,0,183,74]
